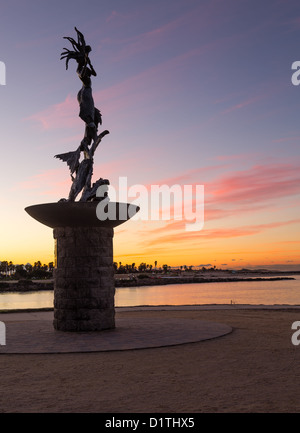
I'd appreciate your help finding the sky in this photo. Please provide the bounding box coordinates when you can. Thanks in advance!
[0,0,300,270]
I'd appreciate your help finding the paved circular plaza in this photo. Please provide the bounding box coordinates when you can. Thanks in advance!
[0,308,232,354]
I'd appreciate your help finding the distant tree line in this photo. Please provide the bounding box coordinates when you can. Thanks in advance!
[0,259,220,280]
[113,261,170,274]
[113,262,211,274]
[0,260,54,280]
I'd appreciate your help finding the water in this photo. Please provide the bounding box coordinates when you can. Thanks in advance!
[0,276,299,310]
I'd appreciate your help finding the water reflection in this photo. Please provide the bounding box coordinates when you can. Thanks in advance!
[115,277,300,306]
[0,276,299,310]
[0,291,54,310]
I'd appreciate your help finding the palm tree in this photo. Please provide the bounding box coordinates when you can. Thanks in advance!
[138,262,146,272]
[33,261,42,270]
[8,261,15,276]
[15,264,27,279]
[25,263,33,273]
[162,264,168,273]
[0,261,8,277]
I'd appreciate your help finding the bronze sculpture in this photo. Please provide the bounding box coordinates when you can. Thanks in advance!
[25,28,140,333]
[55,27,109,202]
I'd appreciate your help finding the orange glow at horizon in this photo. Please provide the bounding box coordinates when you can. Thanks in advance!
[4,221,300,269]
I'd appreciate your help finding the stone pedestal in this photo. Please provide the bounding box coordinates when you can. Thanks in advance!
[53,226,115,331]
[25,201,139,332]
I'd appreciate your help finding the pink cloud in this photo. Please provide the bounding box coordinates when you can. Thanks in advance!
[106,11,118,23]
[13,168,69,198]
[214,153,259,162]
[26,43,214,132]
[108,1,222,62]
[206,162,300,206]
[221,95,265,115]
[93,155,140,180]
[25,21,242,134]
[154,164,229,186]
[26,94,79,130]
[130,160,300,248]
[212,92,243,105]
[145,218,300,247]
[144,160,300,213]
[25,72,147,131]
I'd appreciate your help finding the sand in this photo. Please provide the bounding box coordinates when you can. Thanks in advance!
[1,307,300,413]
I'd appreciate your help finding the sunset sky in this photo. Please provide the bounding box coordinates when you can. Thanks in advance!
[0,0,300,270]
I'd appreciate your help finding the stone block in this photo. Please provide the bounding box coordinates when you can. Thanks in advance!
[53,225,115,332]
[53,312,115,331]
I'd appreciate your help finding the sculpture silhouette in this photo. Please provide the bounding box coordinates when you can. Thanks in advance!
[55,27,109,202]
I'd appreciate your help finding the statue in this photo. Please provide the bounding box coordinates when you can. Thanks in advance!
[55,27,109,202]
[25,28,140,333]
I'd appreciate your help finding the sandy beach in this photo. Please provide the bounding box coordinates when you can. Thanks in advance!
[1,307,300,413]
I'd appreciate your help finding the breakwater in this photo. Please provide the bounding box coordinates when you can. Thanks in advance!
[0,275,295,292]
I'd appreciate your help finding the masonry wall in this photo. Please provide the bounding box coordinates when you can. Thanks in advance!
[53,226,115,331]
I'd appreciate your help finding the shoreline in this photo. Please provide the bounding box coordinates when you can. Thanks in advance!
[0,270,297,292]
[1,303,300,315]
[114,275,295,287]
